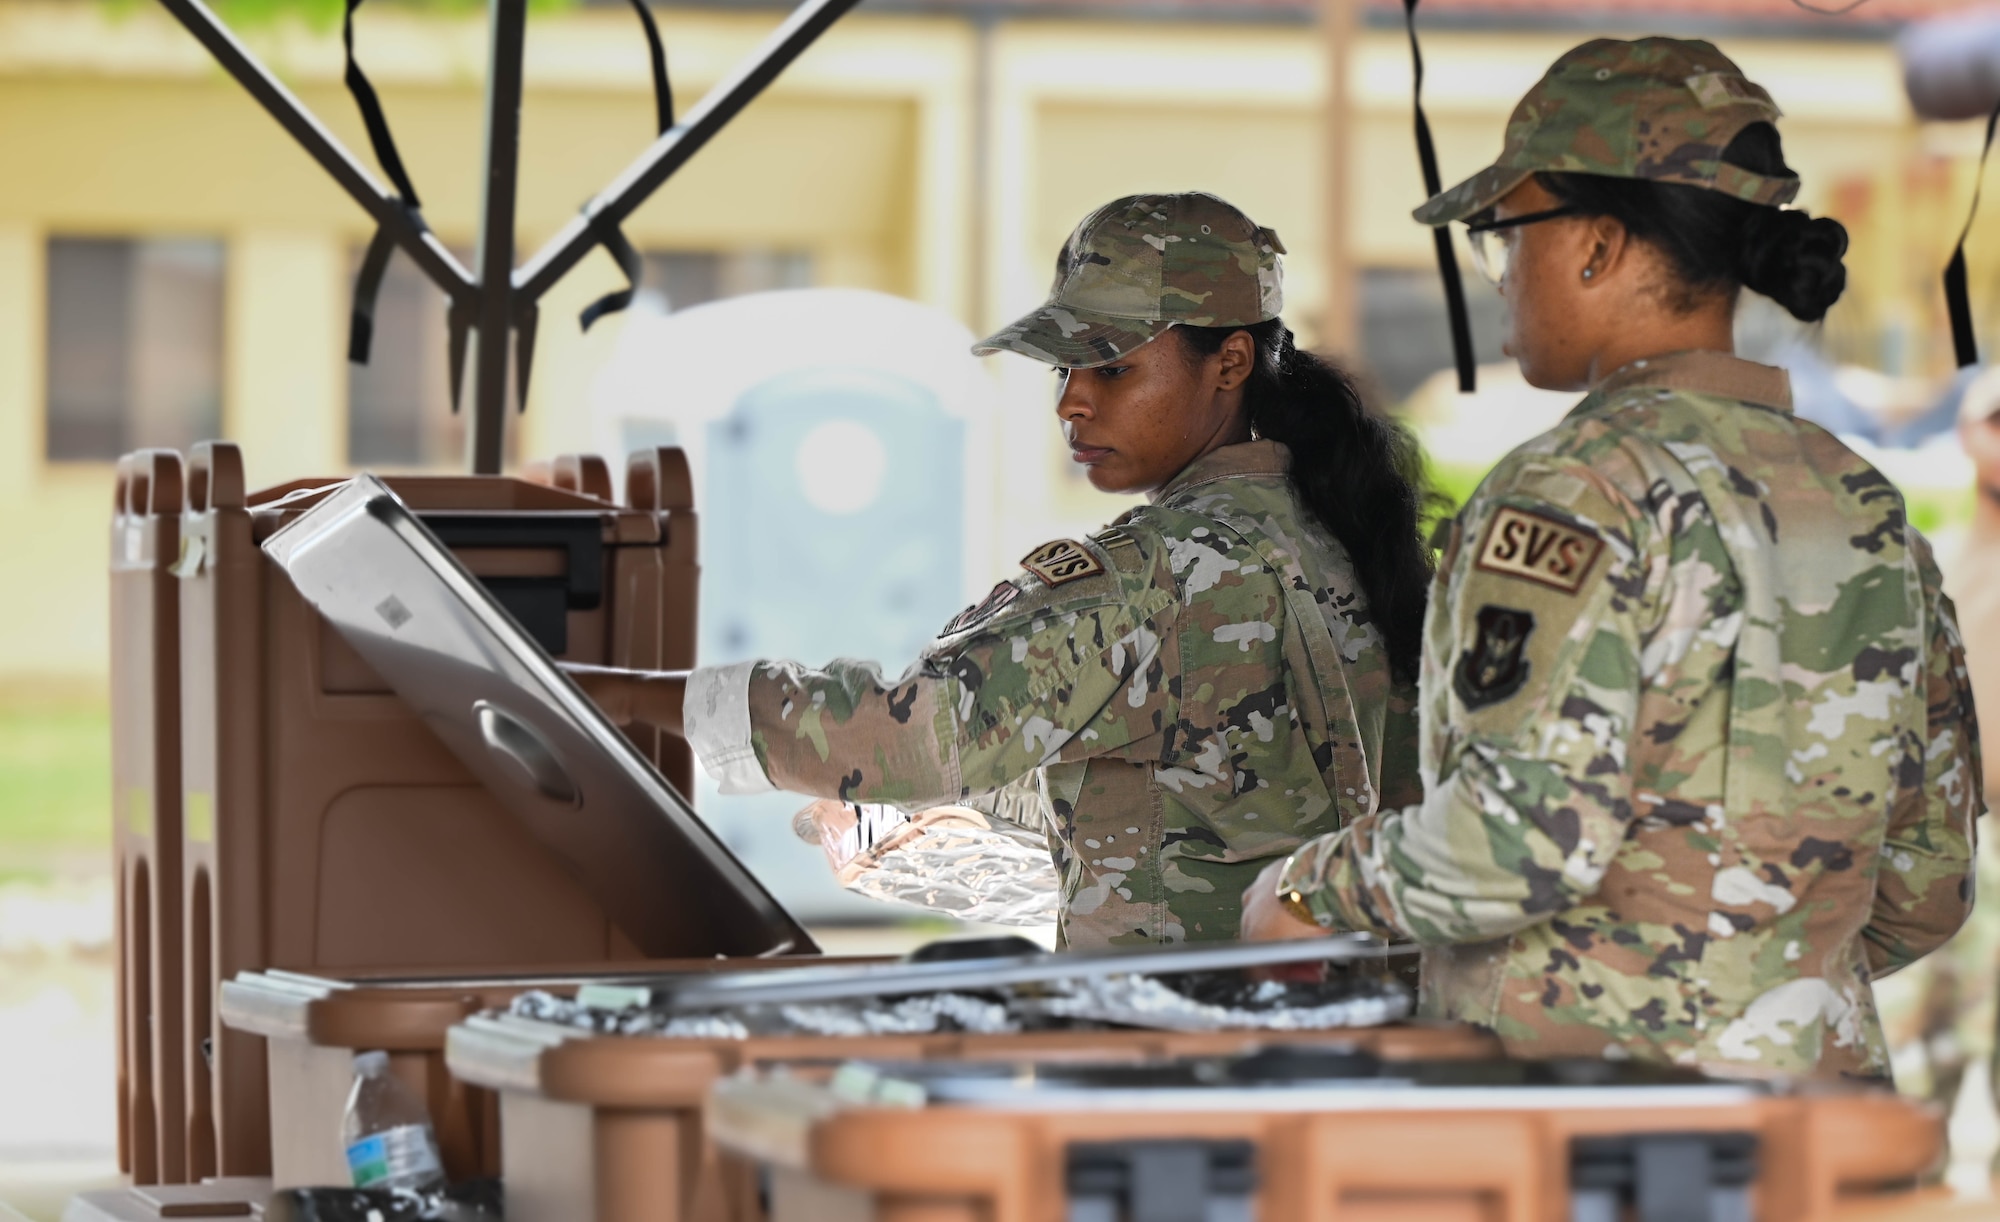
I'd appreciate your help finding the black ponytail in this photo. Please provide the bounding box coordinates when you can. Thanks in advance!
[1178,320,1434,684]
[1538,123,1848,322]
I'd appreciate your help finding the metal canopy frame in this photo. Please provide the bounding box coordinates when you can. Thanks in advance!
[155,0,864,474]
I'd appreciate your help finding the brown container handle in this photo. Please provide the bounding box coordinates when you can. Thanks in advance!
[551,453,614,503]
[307,993,483,1052]
[186,442,246,514]
[119,449,184,518]
[626,446,693,513]
[1815,1092,1946,1187]
[114,452,135,516]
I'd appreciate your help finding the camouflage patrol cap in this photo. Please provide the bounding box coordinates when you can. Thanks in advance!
[973,192,1286,368]
[1414,37,1801,227]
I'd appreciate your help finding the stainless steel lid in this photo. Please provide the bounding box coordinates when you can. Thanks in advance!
[263,474,817,959]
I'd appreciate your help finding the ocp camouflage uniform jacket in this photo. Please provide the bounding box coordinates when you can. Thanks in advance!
[1280,351,1983,1079]
[684,440,1420,948]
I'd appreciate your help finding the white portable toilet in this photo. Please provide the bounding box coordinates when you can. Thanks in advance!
[590,288,1001,920]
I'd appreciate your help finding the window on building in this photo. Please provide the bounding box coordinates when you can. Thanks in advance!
[1358,267,1508,405]
[346,246,495,470]
[635,249,812,314]
[45,236,225,462]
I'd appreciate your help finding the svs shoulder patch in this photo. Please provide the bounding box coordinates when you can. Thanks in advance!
[940,580,1021,637]
[1021,538,1104,588]
[1475,506,1604,595]
[1454,604,1535,710]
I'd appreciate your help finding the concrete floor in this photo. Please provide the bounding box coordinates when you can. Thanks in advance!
[0,871,119,1222]
[0,869,1032,1222]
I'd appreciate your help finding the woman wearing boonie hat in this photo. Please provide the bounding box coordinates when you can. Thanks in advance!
[1246,38,1983,1078]
[572,191,1433,948]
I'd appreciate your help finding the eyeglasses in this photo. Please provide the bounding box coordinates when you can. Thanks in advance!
[1462,206,1579,286]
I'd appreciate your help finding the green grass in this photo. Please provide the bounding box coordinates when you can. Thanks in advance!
[1908,484,1977,540]
[1428,460,1489,519]
[0,694,112,855]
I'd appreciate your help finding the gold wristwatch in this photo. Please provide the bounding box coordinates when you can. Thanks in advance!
[1275,852,1319,926]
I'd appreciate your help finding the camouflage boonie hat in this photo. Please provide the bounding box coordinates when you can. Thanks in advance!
[973,192,1286,368]
[1414,37,1801,227]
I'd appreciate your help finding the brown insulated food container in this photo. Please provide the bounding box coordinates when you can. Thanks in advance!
[172,442,702,1181]
[708,1054,1949,1222]
[215,961,867,1193]
[110,450,189,1184]
[438,944,1494,1222]
[1836,1195,2000,1220]
[220,969,528,1192]
[59,1178,273,1222]
[255,470,812,967]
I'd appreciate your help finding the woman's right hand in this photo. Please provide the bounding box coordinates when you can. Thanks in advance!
[561,664,688,735]
[795,798,866,871]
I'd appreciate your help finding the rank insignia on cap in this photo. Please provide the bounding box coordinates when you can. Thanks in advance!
[1021,539,1104,587]
[1475,506,1604,595]
[1454,604,1535,710]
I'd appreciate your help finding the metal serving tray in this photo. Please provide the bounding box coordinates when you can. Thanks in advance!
[641,932,1414,1010]
[263,474,817,959]
[844,1051,1760,1112]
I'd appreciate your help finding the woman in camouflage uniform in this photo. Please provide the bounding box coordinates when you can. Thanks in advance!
[573,192,1432,948]
[1245,37,1984,1079]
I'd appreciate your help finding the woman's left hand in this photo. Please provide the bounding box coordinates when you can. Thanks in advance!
[1239,858,1325,942]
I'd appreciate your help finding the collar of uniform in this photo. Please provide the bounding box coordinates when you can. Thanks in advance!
[1578,350,1793,415]
[1150,439,1291,503]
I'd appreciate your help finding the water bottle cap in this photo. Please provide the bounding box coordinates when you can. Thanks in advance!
[353,1049,390,1075]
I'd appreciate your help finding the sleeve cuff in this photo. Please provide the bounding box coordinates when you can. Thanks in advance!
[682,661,776,796]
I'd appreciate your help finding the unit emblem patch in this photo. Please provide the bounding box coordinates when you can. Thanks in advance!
[1454,605,1536,710]
[1475,506,1604,594]
[940,581,1021,637]
[1021,538,1104,587]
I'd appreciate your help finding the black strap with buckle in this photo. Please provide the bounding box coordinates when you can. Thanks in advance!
[1946,95,2000,368]
[631,0,675,135]
[342,0,431,367]
[575,0,677,334]
[1404,0,1477,394]
[579,215,647,333]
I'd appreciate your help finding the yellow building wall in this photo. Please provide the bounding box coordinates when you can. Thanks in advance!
[0,0,967,681]
[0,0,1966,682]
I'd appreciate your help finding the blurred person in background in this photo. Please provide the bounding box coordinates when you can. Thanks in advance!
[572,192,1433,948]
[1951,369,2000,795]
[1244,37,1983,1080]
[1880,370,2000,1156]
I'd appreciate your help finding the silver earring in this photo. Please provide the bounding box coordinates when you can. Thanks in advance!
[1582,268,1595,280]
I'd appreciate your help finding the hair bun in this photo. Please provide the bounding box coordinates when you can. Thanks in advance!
[1738,207,1849,322]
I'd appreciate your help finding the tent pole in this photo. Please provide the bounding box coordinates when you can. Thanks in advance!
[514,0,864,303]
[153,0,475,304]
[1320,0,1358,359]
[466,0,530,475]
[155,0,858,474]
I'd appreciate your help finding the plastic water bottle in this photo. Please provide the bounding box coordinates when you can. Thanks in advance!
[341,1050,445,1192]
